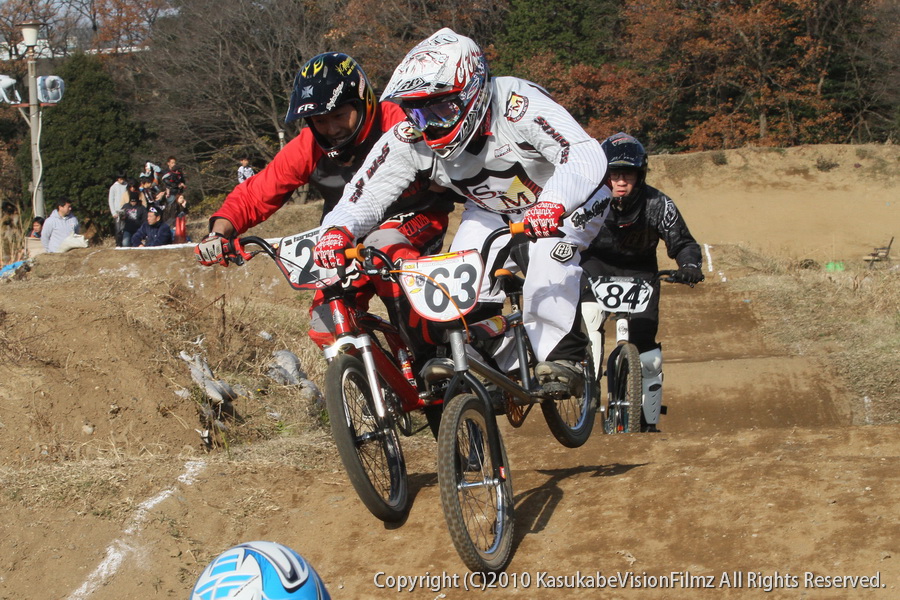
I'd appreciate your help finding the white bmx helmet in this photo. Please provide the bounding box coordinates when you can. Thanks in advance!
[382,27,492,161]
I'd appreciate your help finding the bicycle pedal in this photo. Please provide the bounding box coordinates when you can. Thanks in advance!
[539,381,570,398]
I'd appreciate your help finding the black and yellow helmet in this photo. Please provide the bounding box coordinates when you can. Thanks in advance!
[285,53,377,160]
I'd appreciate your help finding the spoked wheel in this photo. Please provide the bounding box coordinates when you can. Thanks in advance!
[437,393,515,573]
[604,343,642,434]
[325,354,408,522]
[540,352,597,448]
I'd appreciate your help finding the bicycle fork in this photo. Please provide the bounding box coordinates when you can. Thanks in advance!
[444,329,509,484]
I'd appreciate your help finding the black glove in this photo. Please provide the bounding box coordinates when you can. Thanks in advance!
[675,264,704,285]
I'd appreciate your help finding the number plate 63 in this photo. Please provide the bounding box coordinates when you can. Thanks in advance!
[590,277,654,313]
[399,250,484,322]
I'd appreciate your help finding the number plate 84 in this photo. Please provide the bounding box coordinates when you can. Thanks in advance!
[590,277,654,313]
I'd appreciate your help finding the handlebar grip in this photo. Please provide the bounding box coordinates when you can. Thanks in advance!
[344,244,364,262]
[509,221,528,236]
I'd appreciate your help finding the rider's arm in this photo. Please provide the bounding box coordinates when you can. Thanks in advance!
[320,123,430,239]
[503,78,608,215]
[209,129,322,235]
[649,188,702,267]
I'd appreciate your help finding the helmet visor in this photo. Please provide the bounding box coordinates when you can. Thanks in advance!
[403,97,463,133]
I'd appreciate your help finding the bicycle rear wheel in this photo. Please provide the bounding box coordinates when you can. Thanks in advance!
[437,393,515,572]
[540,353,597,448]
[604,343,642,434]
[325,354,409,522]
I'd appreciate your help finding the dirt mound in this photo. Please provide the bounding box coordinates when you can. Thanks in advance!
[0,144,897,598]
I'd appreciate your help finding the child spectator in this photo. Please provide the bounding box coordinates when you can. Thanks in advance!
[131,203,173,247]
[28,216,44,238]
[139,176,158,206]
[237,157,255,183]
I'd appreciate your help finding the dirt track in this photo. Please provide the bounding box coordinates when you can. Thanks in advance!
[0,144,898,598]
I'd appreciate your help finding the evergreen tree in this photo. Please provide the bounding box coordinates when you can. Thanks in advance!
[23,54,143,231]
[493,0,622,76]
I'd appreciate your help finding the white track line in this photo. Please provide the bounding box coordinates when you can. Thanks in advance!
[704,243,727,282]
[67,459,206,600]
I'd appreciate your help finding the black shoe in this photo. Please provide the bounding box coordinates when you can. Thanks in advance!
[535,360,584,396]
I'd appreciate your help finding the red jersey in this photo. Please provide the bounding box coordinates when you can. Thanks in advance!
[212,102,446,234]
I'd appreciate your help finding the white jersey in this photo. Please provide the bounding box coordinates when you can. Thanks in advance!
[322,76,610,362]
[322,76,607,235]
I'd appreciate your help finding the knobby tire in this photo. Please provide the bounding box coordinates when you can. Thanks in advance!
[325,354,409,522]
[540,351,597,448]
[437,393,515,573]
[606,343,642,433]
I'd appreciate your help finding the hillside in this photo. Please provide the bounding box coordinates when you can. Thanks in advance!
[0,143,897,599]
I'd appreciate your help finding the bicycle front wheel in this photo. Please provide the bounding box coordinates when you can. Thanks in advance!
[604,343,642,434]
[540,352,597,448]
[325,354,409,522]
[437,393,515,573]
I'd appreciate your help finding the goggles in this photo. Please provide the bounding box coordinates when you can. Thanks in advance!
[403,97,464,133]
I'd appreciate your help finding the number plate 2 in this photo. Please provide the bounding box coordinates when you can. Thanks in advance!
[590,277,654,313]
[276,227,340,289]
[399,250,484,321]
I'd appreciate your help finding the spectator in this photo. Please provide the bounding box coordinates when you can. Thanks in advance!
[108,173,129,245]
[131,203,173,247]
[41,197,80,253]
[163,194,189,243]
[139,161,160,186]
[120,194,147,247]
[139,176,159,206]
[237,157,255,183]
[1,201,22,265]
[158,156,186,205]
[28,216,44,238]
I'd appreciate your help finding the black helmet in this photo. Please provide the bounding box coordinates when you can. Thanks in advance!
[285,53,377,161]
[601,132,648,222]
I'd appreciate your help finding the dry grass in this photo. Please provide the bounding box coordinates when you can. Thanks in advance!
[720,245,899,424]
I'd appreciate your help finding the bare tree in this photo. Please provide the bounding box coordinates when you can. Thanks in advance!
[136,0,338,195]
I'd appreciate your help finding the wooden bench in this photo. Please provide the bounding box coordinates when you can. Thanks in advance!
[863,236,893,267]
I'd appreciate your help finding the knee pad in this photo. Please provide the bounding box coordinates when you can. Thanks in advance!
[640,348,663,425]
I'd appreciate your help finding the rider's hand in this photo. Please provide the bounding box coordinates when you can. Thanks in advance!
[523,201,566,238]
[314,227,353,269]
[195,232,230,266]
[675,264,704,285]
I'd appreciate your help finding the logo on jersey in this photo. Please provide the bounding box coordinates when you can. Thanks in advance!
[494,144,512,158]
[394,122,423,143]
[550,242,576,263]
[570,197,610,229]
[533,116,570,163]
[662,197,678,229]
[505,93,529,122]
[457,164,544,215]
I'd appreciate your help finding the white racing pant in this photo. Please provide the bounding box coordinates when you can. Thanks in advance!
[449,194,608,364]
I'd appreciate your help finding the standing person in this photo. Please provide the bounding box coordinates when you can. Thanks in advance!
[236,157,255,183]
[108,173,129,246]
[196,52,459,364]
[312,29,611,394]
[158,156,186,206]
[41,197,80,253]
[581,132,703,432]
[139,161,160,186]
[120,193,147,247]
[130,203,173,247]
